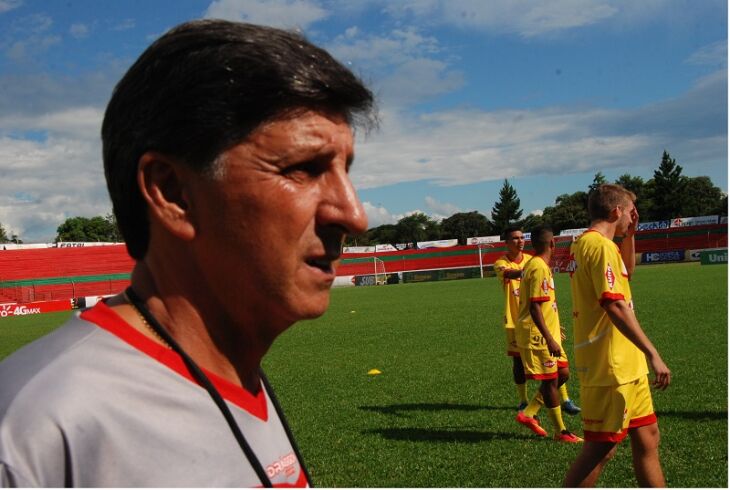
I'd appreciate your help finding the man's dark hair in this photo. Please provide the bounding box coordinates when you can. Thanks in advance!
[501,225,522,241]
[102,19,376,259]
[530,225,553,254]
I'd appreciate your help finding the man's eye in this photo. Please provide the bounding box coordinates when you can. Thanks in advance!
[282,160,327,178]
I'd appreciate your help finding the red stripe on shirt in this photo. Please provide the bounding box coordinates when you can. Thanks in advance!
[530,296,550,303]
[526,372,558,380]
[81,301,269,421]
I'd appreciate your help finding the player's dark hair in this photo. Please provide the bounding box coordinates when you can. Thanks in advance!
[587,184,636,221]
[102,19,376,259]
[501,225,522,241]
[530,225,553,253]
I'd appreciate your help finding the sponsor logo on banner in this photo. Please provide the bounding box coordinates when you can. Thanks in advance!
[467,235,501,245]
[342,246,375,253]
[670,215,719,228]
[636,220,671,231]
[700,249,728,265]
[417,239,458,249]
[605,263,615,289]
[0,299,71,317]
[642,250,684,263]
[559,228,588,237]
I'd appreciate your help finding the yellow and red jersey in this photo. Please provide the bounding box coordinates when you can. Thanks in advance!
[568,230,648,386]
[494,253,532,329]
[516,256,561,350]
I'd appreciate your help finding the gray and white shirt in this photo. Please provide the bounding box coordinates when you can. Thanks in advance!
[0,302,308,487]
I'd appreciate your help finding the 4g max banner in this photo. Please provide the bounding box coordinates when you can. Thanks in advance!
[0,299,72,318]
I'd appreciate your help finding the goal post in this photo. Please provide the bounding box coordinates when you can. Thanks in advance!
[373,257,387,285]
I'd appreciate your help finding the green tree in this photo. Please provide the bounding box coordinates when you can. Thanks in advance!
[680,176,725,217]
[615,174,652,219]
[541,191,589,234]
[650,150,686,219]
[490,179,523,235]
[0,223,9,243]
[440,211,491,245]
[395,212,440,248]
[588,172,607,194]
[56,215,122,242]
[520,213,545,233]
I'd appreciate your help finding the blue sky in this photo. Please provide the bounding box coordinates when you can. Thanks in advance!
[0,0,726,242]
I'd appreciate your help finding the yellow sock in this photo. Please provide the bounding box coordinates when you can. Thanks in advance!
[547,406,567,434]
[559,384,569,403]
[516,383,528,404]
[523,392,543,417]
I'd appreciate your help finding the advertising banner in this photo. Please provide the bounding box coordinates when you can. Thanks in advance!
[374,243,412,252]
[467,235,501,245]
[559,228,587,237]
[670,216,719,228]
[342,246,375,253]
[686,249,703,262]
[402,267,481,283]
[637,220,671,231]
[0,299,72,318]
[641,250,685,264]
[417,239,458,249]
[700,249,728,265]
[721,216,728,225]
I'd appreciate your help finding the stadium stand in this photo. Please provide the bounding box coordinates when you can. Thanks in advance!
[0,224,726,302]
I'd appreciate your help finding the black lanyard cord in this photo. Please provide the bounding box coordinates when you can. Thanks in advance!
[259,370,312,486]
[125,287,284,488]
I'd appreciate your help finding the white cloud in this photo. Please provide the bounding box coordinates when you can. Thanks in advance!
[0,106,104,139]
[0,135,110,242]
[362,201,396,228]
[529,209,544,216]
[352,67,726,190]
[385,0,619,37]
[425,196,460,217]
[0,0,22,14]
[112,18,135,31]
[686,40,727,67]
[204,0,329,29]
[69,23,89,39]
[328,27,462,106]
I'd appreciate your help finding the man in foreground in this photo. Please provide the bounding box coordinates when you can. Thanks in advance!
[564,184,671,487]
[494,227,580,416]
[515,226,582,443]
[0,19,374,487]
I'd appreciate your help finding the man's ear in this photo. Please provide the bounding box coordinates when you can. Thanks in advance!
[137,152,196,242]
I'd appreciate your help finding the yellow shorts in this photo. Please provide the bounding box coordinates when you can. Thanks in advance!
[519,347,568,380]
[580,375,656,443]
[505,327,520,357]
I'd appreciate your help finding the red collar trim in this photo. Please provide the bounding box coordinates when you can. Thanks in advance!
[80,301,268,421]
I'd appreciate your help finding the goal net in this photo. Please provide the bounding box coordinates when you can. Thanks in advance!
[373,257,387,285]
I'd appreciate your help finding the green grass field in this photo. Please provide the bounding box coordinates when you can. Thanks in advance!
[1,262,727,487]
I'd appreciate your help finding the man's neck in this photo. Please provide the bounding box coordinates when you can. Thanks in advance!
[507,250,522,262]
[123,259,270,394]
[589,220,616,240]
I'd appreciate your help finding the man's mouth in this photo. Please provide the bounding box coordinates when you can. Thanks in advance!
[306,257,335,274]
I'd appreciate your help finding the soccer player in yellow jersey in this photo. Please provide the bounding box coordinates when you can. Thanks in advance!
[564,184,671,487]
[494,227,580,415]
[515,226,582,443]
[493,227,532,409]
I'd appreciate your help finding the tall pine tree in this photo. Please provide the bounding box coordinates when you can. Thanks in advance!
[651,150,686,219]
[491,179,523,235]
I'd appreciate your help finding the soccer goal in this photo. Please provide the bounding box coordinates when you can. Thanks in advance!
[373,257,387,285]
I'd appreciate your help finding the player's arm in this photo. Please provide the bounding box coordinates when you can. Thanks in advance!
[602,299,671,389]
[502,269,522,279]
[619,207,639,278]
[529,301,561,357]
